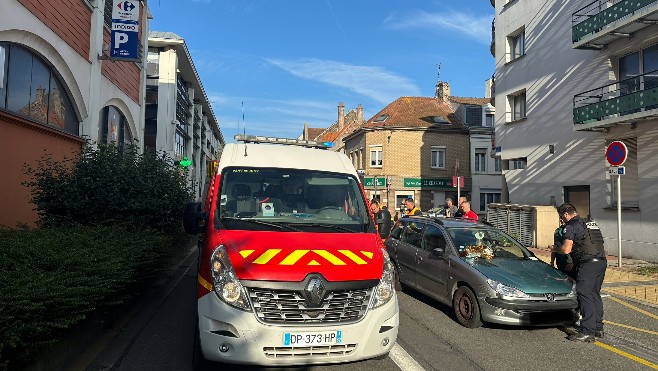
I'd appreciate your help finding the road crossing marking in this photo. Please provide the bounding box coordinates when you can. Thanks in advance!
[607,296,658,320]
[389,343,426,371]
[595,341,658,370]
[603,320,658,336]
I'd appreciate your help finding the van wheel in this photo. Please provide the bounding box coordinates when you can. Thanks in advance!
[192,323,212,370]
[453,286,483,328]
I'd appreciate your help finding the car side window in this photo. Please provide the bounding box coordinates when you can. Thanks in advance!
[422,225,447,253]
[401,222,425,248]
[390,221,405,240]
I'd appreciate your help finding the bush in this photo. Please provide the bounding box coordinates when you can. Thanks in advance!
[0,226,174,370]
[23,143,194,233]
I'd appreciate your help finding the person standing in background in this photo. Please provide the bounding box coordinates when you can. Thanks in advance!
[445,197,458,217]
[454,196,468,218]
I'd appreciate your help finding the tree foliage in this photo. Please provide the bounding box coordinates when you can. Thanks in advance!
[23,143,194,233]
[0,226,174,370]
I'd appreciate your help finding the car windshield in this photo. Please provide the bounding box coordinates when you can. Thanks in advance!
[445,227,532,260]
[217,167,372,233]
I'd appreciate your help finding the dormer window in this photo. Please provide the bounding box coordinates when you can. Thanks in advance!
[374,114,389,123]
[431,116,450,124]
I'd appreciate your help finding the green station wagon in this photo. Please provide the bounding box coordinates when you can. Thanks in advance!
[385,216,578,328]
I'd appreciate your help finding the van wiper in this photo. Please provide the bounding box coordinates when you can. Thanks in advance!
[221,217,302,232]
[295,224,355,233]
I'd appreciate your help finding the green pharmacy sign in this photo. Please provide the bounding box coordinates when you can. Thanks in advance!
[364,177,386,187]
[403,177,453,189]
[177,157,193,168]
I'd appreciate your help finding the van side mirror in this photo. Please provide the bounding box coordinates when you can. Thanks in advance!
[183,202,205,235]
[376,217,392,239]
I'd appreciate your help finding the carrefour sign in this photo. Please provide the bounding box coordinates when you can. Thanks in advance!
[110,0,140,61]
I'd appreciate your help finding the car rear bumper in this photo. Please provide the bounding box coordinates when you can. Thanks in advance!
[480,297,579,326]
[197,292,399,366]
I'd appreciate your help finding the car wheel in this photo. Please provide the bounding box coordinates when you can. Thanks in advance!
[192,322,212,370]
[453,286,483,328]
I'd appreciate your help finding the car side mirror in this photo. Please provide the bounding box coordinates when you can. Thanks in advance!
[431,247,445,257]
[183,201,205,235]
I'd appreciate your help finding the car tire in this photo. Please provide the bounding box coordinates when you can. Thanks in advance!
[192,322,212,370]
[453,286,483,328]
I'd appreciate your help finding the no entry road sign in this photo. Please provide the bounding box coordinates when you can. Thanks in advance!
[606,141,627,166]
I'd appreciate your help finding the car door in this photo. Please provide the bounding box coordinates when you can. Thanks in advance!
[415,224,451,300]
[395,221,426,288]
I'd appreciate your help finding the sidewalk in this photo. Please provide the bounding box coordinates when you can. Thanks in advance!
[528,247,658,308]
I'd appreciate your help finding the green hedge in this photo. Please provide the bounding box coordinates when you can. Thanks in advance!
[22,143,194,232]
[0,226,176,370]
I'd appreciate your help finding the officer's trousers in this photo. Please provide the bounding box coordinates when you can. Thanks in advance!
[575,259,607,335]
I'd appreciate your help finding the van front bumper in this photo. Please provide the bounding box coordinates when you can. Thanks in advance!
[197,292,399,366]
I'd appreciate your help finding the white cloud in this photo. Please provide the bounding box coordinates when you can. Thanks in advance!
[388,10,493,44]
[266,58,420,104]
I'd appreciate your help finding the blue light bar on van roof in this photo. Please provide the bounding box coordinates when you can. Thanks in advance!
[234,134,334,149]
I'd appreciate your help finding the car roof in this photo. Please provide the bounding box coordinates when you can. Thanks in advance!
[399,215,492,228]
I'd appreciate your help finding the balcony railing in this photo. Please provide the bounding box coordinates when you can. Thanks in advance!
[572,0,658,48]
[573,69,658,129]
[490,19,496,57]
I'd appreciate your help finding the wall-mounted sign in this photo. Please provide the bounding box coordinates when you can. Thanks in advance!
[364,177,386,187]
[403,178,454,189]
[110,0,140,61]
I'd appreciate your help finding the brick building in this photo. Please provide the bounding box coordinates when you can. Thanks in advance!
[0,0,149,227]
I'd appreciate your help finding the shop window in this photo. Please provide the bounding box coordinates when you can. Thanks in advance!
[0,42,78,135]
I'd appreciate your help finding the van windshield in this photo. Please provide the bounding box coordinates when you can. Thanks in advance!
[217,167,372,233]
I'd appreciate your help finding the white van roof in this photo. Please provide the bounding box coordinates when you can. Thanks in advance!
[218,142,358,177]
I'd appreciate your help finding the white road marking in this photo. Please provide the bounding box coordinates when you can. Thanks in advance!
[389,343,426,371]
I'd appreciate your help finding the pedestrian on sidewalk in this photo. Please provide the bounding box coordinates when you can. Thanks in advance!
[550,203,607,343]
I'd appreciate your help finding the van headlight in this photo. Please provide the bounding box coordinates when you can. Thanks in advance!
[210,245,251,311]
[370,248,395,309]
[486,279,530,299]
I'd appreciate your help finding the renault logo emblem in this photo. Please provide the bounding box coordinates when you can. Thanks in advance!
[303,277,326,308]
[545,293,555,302]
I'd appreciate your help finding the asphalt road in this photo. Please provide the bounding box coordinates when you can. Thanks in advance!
[85,250,658,371]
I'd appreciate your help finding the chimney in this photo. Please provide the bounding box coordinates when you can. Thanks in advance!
[338,102,345,131]
[303,122,308,140]
[436,81,450,102]
[357,104,363,124]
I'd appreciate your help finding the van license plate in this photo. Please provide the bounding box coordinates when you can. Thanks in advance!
[283,330,342,346]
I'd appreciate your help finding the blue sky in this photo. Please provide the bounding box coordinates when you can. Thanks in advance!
[150,0,495,141]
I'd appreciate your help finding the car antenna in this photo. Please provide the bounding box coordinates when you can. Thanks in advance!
[242,101,247,157]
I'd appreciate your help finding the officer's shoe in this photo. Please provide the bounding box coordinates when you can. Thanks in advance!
[567,332,595,343]
[595,330,604,338]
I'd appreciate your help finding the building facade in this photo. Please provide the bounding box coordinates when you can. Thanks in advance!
[343,82,472,215]
[0,0,149,227]
[146,32,224,200]
[492,0,658,261]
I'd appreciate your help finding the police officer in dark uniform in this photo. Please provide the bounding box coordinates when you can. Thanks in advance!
[552,203,607,342]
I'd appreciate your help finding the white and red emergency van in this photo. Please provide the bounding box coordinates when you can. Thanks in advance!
[183,135,399,368]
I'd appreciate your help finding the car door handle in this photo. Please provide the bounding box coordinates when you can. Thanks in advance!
[417,256,423,262]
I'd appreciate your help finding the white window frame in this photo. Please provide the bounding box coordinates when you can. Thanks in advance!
[508,29,525,62]
[475,148,487,172]
[511,158,527,170]
[495,158,502,172]
[485,113,494,127]
[508,90,527,122]
[431,146,446,169]
[370,145,383,168]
